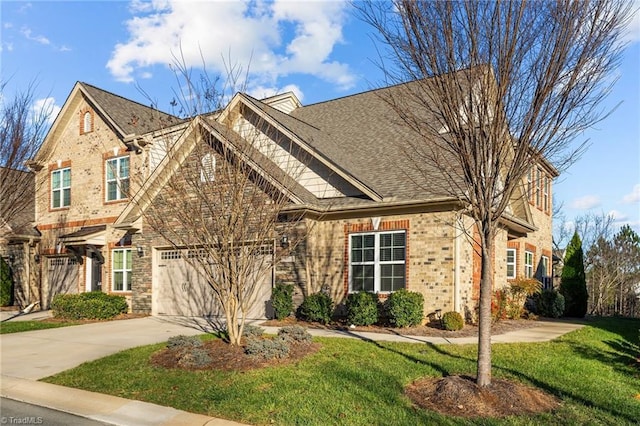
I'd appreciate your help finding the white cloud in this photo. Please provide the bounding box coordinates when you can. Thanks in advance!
[247,83,304,102]
[622,184,640,203]
[570,195,601,210]
[32,97,61,126]
[20,27,50,45]
[607,209,629,222]
[107,0,355,91]
[623,6,640,44]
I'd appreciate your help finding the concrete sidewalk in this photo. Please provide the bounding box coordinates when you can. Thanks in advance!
[1,314,584,426]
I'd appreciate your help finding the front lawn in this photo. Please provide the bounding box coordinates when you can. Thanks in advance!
[0,320,78,334]
[43,317,640,425]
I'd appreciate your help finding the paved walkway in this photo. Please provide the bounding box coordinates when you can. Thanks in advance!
[1,312,584,426]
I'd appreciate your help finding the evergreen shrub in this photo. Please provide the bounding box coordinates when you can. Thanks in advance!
[297,292,333,324]
[442,311,464,331]
[346,291,379,326]
[0,257,13,307]
[271,282,294,320]
[51,292,128,320]
[386,289,424,328]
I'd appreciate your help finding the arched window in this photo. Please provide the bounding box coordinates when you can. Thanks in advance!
[200,153,215,182]
[82,111,92,133]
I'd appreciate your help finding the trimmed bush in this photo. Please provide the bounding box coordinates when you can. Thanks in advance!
[442,311,464,331]
[245,337,290,360]
[346,292,379,326]
[167,335,203,350]
[242,324,265,339]
[297,292,333,324]
[386,289,424,328]
[271,283,294,320]
[278,325,312,343]
[176,348,212,369]
[534,289,565,318]
[0,257,13,307]
[50,292,128,320]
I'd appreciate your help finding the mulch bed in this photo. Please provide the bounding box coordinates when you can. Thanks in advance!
[406,375,561,418]
[150,338,321,372]
[261,316,541,339]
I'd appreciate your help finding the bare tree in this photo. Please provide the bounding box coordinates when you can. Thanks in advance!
[133,62,308,345]
[0,80,53,238]
[357,0,632,386]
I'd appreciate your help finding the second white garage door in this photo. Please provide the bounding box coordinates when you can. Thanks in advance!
[153,248,273,319]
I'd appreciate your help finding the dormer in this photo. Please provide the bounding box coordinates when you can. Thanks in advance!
[261,92,302,114]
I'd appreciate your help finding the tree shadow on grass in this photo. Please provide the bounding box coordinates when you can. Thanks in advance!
[349,320,639,424]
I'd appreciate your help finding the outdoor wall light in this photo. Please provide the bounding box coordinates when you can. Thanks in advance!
[34,254,40,264]
[136,246,144,257]
[280,234,289,248]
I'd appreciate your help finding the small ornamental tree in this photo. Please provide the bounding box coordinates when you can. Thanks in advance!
[560,231,588,317]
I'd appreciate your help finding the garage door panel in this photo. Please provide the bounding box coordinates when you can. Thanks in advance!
[154,249,272,318]
[46,257,79,307]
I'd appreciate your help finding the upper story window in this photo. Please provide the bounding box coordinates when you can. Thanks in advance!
[80,109,94,134]
[106,156,130,201]
[350,231,406,293]
[51,167,71,209]
[506,248,517,279]
[543,176,550,213]
[200,153,216,182]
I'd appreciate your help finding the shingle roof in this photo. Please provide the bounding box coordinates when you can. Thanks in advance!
[80,83,182,136]
[245,80,462,203]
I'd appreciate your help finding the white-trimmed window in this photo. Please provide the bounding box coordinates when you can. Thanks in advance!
[506,248,517,279]
[524,250,534,278]
[543,176,550,213]
[350,231,406,293]
[112,249,132,291]
[200,153,216,182]
[51,167,71,208]
[106,156,130,201]
[541,255,550,277]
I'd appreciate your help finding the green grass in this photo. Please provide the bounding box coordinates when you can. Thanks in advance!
[0,320,78,334]
[43,317,640,425]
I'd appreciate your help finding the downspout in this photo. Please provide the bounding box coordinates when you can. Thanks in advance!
[454,217,462,313]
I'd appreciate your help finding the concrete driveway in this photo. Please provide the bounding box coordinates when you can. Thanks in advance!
[1,316,217,381]
[1,315,248,425]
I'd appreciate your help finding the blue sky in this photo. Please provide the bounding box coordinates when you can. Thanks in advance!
[2,1,639,240]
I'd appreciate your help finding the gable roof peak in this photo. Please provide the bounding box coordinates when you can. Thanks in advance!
[258,91,302,114]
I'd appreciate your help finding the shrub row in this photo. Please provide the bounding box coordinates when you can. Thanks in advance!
[51,292,128,320]
[294,289,425,328]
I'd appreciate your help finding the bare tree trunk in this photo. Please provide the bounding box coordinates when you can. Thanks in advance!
[477,222,494,386]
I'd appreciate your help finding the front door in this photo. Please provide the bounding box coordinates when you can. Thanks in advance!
[91,252,102,292]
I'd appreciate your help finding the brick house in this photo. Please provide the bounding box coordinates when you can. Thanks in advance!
[12,71,556,320]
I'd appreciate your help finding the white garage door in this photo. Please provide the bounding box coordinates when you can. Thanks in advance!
[153,248,273,318]
[46,256,79,308]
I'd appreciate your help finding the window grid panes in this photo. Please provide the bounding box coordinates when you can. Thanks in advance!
[541,255,549,277]
[51,168,71,208]
[112,249,132,291]
[524,251,534,278]
[106,156,130,201]
[506,248,516,279]
[350,231,406,293]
